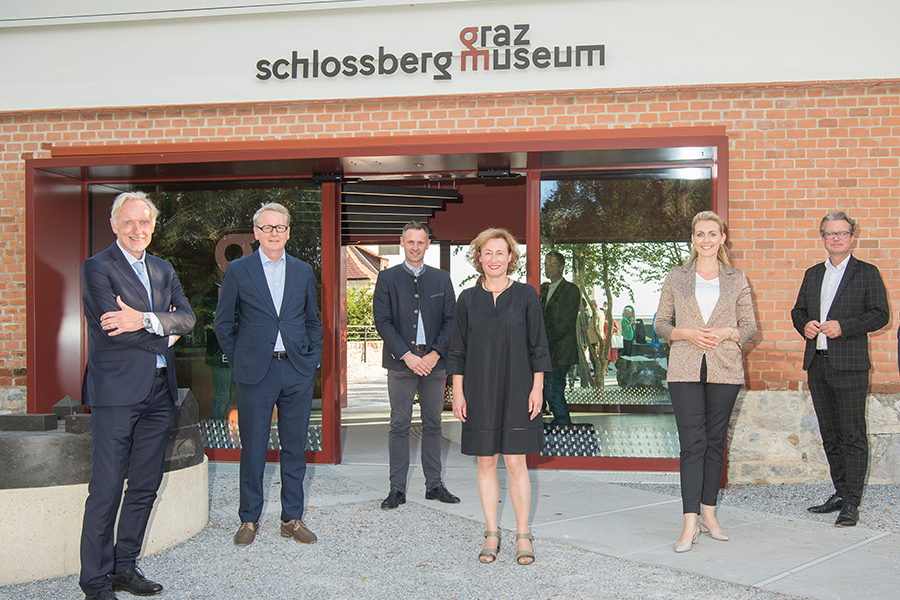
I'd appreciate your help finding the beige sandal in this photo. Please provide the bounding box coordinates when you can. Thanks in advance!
[516,533,535,565]
[478,531,500,564]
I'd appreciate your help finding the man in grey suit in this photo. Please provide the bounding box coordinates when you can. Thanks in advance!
[373,221,459,509]
[791,211,889,527]
[215,202,323,545]
[80,191,195,600]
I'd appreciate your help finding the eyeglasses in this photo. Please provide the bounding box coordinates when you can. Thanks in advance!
[822,231,852,240]
[256,225,288,233]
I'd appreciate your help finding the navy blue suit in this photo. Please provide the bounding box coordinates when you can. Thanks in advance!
[214,250,322,523]
[79,242,195,595]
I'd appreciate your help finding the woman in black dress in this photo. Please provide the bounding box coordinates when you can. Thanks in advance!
[448,228,551,565]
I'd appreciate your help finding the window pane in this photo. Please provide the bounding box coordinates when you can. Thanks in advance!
[144,184,323,451]
[539,169,711,458]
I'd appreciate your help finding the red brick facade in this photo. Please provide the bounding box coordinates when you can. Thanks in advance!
[3,80,899,391]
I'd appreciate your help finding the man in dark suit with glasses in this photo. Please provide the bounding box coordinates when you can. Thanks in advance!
[792,211,889,527]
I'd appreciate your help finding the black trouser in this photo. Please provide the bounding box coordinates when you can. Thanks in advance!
[669,358,740,514]
[807,353,869,507]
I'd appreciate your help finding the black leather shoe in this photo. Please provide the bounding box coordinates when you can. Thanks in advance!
[425,484,460,504]
[108,566,163,596]
[835,503,859,527]
[381,489,406,510]
[808,493,843,514]
[85,591,118,600]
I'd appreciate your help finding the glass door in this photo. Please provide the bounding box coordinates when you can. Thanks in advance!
[538,168,712,461]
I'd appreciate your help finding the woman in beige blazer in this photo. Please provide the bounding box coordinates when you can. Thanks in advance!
[655,211,757,553]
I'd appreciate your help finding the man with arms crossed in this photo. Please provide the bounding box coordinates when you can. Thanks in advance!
[791,211,889,527]
[373,221,459,509]
[80,191,195,599]
[215,203,323,545]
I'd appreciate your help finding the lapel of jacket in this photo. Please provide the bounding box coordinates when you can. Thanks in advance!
[707,263,737,325]
[109,243,153,311]
[248,250,279,317]
[283,254,297,314]
[829,255,859,316]
[809,262,826,318]
[678,263,705,324]
[146,256,165,312]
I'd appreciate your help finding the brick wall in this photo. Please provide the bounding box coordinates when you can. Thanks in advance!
[2,81,899,399]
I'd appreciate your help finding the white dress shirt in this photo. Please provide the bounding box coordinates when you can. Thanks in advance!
[818,253,850,350]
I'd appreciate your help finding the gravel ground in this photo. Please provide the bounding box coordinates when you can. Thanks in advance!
[613,482,900,532]
[2,466,808,600]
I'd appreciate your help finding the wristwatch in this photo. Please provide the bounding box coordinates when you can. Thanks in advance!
[142,313,152,329]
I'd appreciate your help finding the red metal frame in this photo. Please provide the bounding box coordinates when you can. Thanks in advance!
[27,126,728,472]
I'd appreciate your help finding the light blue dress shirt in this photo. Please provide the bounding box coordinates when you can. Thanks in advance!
[261,250,286,352]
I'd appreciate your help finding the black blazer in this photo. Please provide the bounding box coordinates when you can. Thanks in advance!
[791,255,889,371]
[81,243,196,407]
[214,250,323,385]
[540,278,581,366]
[373,263,456,371]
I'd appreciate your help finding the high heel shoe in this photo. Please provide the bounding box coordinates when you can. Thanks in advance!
[673,529,700,553]
[698,515,729,541]
[478,531,500,564]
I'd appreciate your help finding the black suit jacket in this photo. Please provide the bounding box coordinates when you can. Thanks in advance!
[791,255,889,371]
[81,243,196,406]
[214,250,323,385]
[373,263,456,371]
[540,278,581,366]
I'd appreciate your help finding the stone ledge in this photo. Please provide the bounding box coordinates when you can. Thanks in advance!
[728,390,900,484]
[0,456,208,586]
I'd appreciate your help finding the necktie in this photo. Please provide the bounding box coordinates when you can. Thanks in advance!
[135,261,152,306]
[135,261,165,367]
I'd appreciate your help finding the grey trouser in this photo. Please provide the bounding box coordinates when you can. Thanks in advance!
[387,367,447,493]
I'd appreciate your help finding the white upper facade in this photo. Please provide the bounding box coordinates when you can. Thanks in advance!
[2,0,899,111]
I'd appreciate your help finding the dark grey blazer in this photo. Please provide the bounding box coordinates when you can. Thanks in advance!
[791,255,889,371]
[373,263,456,371]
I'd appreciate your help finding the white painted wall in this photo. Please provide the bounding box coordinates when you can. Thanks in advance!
[2,0,898,111]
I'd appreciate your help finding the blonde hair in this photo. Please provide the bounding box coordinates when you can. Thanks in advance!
[467,228,521,282]
[687,210,731,267]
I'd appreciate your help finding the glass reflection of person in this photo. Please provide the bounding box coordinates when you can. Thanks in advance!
[449,229,551,565]
[202,278,237,421]
[539,251,580,426]
[620,305,635,356]
[654,211,757,553]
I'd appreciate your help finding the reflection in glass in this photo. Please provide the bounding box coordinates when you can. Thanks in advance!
[142,184,323,451]
[539,170,712,458]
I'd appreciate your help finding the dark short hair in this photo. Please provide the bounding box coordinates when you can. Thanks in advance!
[819,211,858,237]
[401,221,430,238]
[545,250,565,268]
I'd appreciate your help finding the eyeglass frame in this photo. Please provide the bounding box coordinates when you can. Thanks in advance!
[256,224,289,233]
[821,230,853,240]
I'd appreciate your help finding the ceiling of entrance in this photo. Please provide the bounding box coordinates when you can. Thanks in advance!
[41,146,716,184]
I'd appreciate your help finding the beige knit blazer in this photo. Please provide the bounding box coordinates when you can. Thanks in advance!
[654,261,757,384]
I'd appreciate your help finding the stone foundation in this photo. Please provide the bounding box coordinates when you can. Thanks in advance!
[728,390,900,484]
[0,386,26,414]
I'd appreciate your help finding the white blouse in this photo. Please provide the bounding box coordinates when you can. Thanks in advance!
[695,273,720,324]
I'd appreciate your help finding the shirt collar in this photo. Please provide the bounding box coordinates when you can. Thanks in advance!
[116,240,145,268]
[260,250,286,267]
[403,261,425,276]
[825,253,850,273]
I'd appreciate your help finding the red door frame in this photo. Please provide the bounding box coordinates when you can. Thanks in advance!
[26,126,728,470]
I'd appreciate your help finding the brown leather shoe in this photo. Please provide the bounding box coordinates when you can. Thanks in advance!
[233,522,259,546]
[281,519,317,544]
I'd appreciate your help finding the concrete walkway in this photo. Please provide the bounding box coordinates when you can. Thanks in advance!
[338,406,898,600]
[2,404,896,599]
